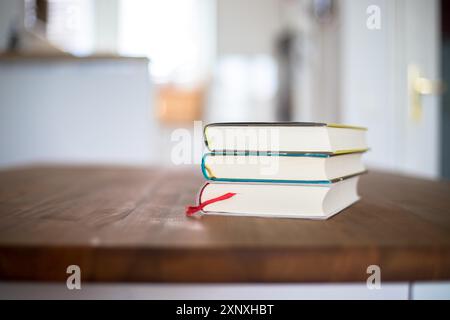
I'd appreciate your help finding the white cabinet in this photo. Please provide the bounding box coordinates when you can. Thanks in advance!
[0,58,157,168]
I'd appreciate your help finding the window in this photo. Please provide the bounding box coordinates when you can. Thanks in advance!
[118,0,214,83]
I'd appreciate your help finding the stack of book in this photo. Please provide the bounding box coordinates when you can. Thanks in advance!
[186,122,368,219]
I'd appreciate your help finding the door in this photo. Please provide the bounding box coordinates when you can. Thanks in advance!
[402,0,441,178]
[340,0,441,178]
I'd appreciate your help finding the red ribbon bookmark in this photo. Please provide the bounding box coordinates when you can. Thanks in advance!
[186,193,237,216]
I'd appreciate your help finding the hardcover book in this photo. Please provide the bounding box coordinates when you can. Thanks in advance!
[186,122,368,219]
[187,176,360,219]
[202,152,366,184]
[204,122,368,154]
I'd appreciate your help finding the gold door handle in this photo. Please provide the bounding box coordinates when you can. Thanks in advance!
[408,64,443,121]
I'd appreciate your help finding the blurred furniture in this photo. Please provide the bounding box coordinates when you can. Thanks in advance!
[0,166,449,299]
[0,55,156,167]
[156,85,205,124]
[6,26,66,54]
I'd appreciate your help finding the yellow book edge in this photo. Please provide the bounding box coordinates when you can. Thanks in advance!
[326,123,367,130]
[204,123,368,153]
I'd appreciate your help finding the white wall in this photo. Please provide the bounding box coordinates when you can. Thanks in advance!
[94,0,119,54]
[216,0,280,56]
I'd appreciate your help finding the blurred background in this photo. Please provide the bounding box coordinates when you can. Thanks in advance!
[0,0,448,179]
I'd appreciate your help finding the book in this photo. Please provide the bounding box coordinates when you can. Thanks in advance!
[187,176,360,219]
[204,122,368,154]
[202,152,366,183]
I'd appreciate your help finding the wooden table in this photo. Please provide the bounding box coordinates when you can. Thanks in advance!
[0,166,449,283]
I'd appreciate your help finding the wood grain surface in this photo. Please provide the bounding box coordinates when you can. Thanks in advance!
[0,166,449,283]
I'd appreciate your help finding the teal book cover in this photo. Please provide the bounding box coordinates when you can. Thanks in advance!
[201,152,366,185]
